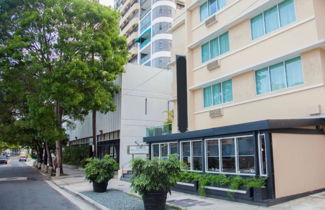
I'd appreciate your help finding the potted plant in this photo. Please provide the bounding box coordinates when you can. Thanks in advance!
[84,155,118,192]
[131,155,181,210]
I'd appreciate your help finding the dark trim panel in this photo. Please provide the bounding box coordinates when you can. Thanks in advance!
[144,118,325,143]
[271,128,324,135]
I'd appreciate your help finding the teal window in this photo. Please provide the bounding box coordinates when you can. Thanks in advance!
[222,80,233,103]
[201,42,210,63]
[251,14,265,40]
[204,86,213,107]
[251,0,295,40]
[264,6,279,33]
[210,38,219,58]
[203,79,233,108]
[200,0,227,22]
[200,2,208,22]
[255,57,303,95]
[219,32,229,54]
[255,68,270,95]
[279,0,296,26]
[285,57,303,87]
[201,32,229,63]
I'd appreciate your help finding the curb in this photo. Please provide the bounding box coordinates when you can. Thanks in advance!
[32,164,108,210]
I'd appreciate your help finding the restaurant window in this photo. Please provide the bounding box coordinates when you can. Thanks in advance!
[205,135,256,175]
[206,140,219,172]
[237,136,255,174]
[221,138,236,173]
[152,142,178,159]
[181,140,203,171]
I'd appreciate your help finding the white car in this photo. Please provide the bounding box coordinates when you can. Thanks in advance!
[19,156,27,162]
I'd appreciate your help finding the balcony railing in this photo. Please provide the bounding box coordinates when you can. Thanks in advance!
[140,54,150,64]
[146,124,172,137]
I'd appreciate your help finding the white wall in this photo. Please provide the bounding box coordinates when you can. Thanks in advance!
[119,63,172,170]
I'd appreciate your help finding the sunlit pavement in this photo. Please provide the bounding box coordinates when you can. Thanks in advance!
[0,157,80,210]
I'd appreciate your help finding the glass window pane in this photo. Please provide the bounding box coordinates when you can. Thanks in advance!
[200,2,208,22]
[259,134,267,175]
[212,83,222,105]
[160,144,168,159]
[208,0,217,16]
[255,68,271,95]
[285,57,303,87]
[221,138,236,173]
[251,14,265,39]
[204,87,212,107]
[217,0,226,10]
[264,6,279,33]
[279,0,296,26]
[222,80,233,103]
[181,142,191,169]
[210,37,219,59]
[219,32,229,54]
[207,140,219,172]
[238,136,255,174]
[201,42,210,63]
[169,143,178,155]
[192,141,202,171]
[153,144,159,157]
[192,141,202,156]
[270,63,286,91]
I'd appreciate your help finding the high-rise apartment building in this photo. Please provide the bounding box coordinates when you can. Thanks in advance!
[115,0,140,63]
[115,0,184,68]
[144,0,325,205]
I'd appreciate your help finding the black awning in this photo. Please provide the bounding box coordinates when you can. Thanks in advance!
[143,118,325,143]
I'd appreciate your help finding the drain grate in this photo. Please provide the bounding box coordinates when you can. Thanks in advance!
[167,198,213,207]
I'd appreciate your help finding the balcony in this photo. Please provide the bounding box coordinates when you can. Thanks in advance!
[140,54,150,64]
[146,124,172,137]
[140,37,151,49]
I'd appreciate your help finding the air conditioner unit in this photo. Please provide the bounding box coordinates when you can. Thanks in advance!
[207,60,220,71]
[209,108,223,118]
[205,15,217,27]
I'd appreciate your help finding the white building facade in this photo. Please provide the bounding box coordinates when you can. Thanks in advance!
[66,63,172,172]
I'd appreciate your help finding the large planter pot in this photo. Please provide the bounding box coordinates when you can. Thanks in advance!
[142,190,167,210]
[92,181,108,193]
[253,187,268,202]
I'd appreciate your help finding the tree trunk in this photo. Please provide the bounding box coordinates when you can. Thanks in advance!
[55,101,63,176]
[92,109,97,158]
[43,143,47,165]
[45,142,52,167]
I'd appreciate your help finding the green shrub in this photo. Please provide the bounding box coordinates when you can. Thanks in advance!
[63,145,89,167]
[177,171,266,196]
[84,155,118,183]
[131,155,181,195]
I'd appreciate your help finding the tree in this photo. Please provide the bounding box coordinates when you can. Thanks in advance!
[0,0,128,174]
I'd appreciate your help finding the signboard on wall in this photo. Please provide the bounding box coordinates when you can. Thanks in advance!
[128,145,149,154]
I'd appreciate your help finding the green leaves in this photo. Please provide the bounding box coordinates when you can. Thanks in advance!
[84,155,119,183]
[131,155,182,195]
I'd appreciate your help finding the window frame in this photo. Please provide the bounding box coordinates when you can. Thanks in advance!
[201,32,229,64]
[151,142,178,159]
[250,0,296,40]
[200,0,227,22]
[258,133,268,177]
[254,56,304,95]
[203,79,233,108]
[204,135,256,176]
[180,140,203,172]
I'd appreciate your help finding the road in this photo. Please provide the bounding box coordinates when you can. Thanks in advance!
[0,157,80,210]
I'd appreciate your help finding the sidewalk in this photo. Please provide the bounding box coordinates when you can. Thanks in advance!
[51,165,325,210]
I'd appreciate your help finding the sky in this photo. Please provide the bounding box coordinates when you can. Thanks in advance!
[99,0,114,7]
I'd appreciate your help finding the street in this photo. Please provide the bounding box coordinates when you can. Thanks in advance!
[0,157,80,210]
